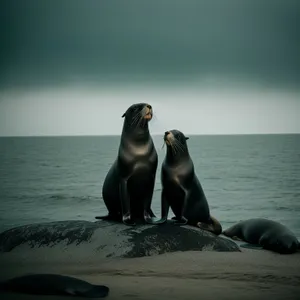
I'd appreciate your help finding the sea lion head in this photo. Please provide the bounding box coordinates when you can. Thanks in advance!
[122,103,153,129]
[164,129,189,157]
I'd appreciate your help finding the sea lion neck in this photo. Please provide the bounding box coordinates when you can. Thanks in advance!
[121,120,150,144]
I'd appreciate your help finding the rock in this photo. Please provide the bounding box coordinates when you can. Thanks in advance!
[0,220,240,258]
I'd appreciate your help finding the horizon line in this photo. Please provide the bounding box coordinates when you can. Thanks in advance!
[0,133,299,138]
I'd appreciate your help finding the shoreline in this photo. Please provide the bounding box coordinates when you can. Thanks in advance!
[1,248,299,300]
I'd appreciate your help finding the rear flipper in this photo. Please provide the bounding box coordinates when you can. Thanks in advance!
[197,215,222,235]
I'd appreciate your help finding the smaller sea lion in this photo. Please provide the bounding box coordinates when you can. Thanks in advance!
[223,218,300,254]
[0,274,109,298]
[160,130,222,235]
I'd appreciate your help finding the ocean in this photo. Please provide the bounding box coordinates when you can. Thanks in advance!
[0,134,299,238]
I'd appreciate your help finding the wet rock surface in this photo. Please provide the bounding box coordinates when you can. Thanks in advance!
[0,220,240,257]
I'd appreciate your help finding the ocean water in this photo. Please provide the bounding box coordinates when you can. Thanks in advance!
[0,134,299,238]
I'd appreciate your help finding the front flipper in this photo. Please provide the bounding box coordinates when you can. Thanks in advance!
[142,175,166,225]
[173,186,189,225]
[144,211,167,224]
[120,179,135,226]
[174,216,188,225]
[145,189,169,225]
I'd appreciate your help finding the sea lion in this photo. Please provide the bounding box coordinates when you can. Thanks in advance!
[160,129,222,235]
[223,218,300,254]
[0,274,109,298]
[96,103,162,226]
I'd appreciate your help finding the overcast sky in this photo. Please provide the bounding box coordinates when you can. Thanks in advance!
[0,0,299,136]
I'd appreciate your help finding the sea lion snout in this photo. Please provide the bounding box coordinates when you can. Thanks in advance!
[164,131,173,145]
[144,104,153,120]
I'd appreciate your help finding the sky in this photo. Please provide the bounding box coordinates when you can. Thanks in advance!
[0,0,299,136]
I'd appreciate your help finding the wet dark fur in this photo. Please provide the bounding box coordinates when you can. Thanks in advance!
[0,274,109,298]
[223,218,300,254]
[96,103,163,225]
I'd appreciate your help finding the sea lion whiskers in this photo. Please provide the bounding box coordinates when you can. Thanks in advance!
[167,136,185,155]
[130,109,143,128]
[130,105,152,129]
[173,139,186,153]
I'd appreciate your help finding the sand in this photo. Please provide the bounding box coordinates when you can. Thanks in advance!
[0,246,299,300]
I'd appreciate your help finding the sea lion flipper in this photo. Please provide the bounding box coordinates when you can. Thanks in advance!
[143,208,167,224]
[174,216,188,225]
[122,212,136,226]
[171,185,189,226]
[145,189,169,224]
[160,189,170,221]
[197,220,222,236]
[197,215,222,235]
[119,180,135,226]
[145,215,167,224]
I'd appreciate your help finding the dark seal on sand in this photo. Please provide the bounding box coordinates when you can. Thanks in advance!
[223,218,300,254]
[0,274,109,298]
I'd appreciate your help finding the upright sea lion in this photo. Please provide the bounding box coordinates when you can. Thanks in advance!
[96,103,162,226]
[0,274,109,298]
[160,129,222,235]
[223,218,300,254]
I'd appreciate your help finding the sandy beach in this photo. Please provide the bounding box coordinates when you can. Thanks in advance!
[1,245,299,300]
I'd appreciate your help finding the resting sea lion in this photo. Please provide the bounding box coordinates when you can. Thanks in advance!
[160,129,222,235]
[96,103,162,225]
[0,274,109,298]
[223,218,300,254]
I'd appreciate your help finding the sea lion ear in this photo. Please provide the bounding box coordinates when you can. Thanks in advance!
[122,112,126,118]
[185,136,189,140]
